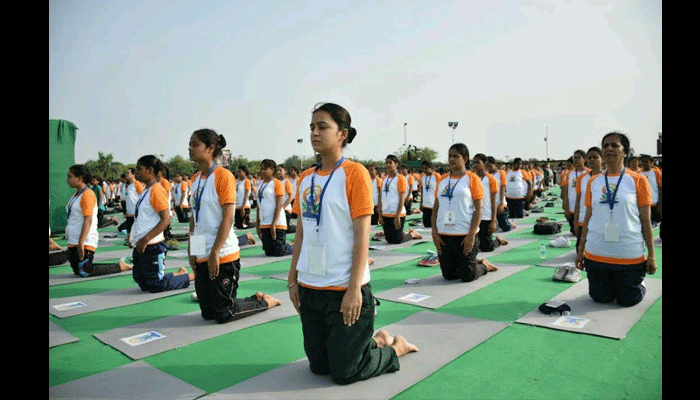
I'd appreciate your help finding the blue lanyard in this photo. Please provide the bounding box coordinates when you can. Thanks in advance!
[258,181,270,203]
[66,187,88,220]
[601,168,625,211]
[424,174,433,191]
[135,181,157,219]
[193,164,217,224]
[443,172,466,202]
[383,176,395,194]
[309,157,345,230]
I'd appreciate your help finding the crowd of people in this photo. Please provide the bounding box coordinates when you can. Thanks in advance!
[51,102,661,386]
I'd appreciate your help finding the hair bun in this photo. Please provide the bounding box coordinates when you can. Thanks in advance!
[347,127,357,144]
[218,134,227,148]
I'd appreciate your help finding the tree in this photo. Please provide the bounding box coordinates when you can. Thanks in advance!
[86,152,123,180]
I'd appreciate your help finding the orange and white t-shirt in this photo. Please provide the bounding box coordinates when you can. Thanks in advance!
[420,172,440,209]
[173,181,189,208]
[639,168,662,205]
[257,178,287,229]
[235,178,251,209]
[479,173,499,221]
[130,182,170,245]
[65,188,99,251]
[124,180,144,217]
[434,171,484,235]
[190,167,240,263]
[293,159,373,289]
[371,176,382,206]
[381,174,408,217]
[564,168,589,212]
[583,170,652,265]
[505,169,529,199]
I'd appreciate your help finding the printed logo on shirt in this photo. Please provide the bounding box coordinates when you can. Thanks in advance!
[599,183,618,203]
[301,184,322,219]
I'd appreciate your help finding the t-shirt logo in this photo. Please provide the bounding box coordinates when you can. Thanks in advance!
[302,185,322,219]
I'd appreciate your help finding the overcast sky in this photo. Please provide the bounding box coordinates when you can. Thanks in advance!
[49,0,662,165]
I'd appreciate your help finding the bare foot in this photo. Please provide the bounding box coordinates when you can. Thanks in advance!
[373,329,394,347]
[173,267,188,276]
[118,258,133,271]
[256,291,282,308]
[368,258,375,265]
[391,335,419,356]
[497,236,508,246]
[479,258,499,272]
[408,229,422,240]
[246,232,256,245]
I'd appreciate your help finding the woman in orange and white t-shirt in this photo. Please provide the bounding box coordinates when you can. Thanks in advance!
[288,102,417,385]
[576,132,657,307]
[65,164,130,277]
[378,155,422,244]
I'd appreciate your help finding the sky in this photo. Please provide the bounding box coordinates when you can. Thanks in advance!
[49,0,662,166]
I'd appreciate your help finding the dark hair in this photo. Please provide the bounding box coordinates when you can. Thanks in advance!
[69,164,92,184]
[574,149,586,158]
[473,153,488,163]
[260,159,277,170]
[486,156,497,165]
[193,128,227,158]
[313,102,356,147]
[137,155,164,175]
[385,154,400,164]
[238,165,249,174]
[602,131,630,155]
[587,146,602,157]
[449,143,470,169]
[420,160,434,169]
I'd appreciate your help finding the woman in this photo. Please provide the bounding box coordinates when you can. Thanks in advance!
[431,144,497,282]
[576,132,657,307]
[288,102,417,385]
[505,158,531,219]
[188,129,280,323]
[117,168,142,237]
[130,155,192,293]
[64,165,131,277]
[563,150,589,234]
[256,159,294,256]
[377,154,422,244]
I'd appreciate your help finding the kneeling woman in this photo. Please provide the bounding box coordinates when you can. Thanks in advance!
[431,143,497,282]
[130,155,193,292]
[188,129,280,323]
[288,103,418,385]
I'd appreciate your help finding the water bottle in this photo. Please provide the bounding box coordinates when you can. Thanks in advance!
[540,243,547,259]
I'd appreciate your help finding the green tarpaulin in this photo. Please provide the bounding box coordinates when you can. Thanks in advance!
[49,119,78,234]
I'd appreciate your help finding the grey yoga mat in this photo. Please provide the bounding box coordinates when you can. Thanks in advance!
[375,264,530,309]
[93,291,297,360]
[49,321,79,348]
[516,277,662,339]
[49,274,260,318]
[202,310,508,400]
[49,258,191,286]
[48,361,206,400]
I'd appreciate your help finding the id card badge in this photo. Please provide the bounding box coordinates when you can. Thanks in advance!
[444,211,456,227]
[307,241,328,276]
[189,235,207,257]
[604,222,620,242]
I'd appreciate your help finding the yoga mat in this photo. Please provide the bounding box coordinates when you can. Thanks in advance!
[516,277,662,339]
[48,361,206,400]
[93,291,297,360]
[49,258,190,286]
[202,310,508,400]
[241,254,293,268]
[49,321,79,348]
[537,249,577,267]
[49,274,259,318]
[375,264,530,309]
[369,239,428,251]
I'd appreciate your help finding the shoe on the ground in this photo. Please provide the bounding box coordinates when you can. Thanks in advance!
[552,265,568,281]
[549,236,571,248]
[417,251,439,267]
[191,292,198,302]
[563,266,582,283]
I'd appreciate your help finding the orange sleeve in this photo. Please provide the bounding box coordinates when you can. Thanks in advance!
[285,179,293,194]
[575,174,585,195]
[244,178,251,190]
[488,174,498,194]
[274,179,284,196]
[584,175,595,208]
[80,190,96,216]
[135,180,144,194]
[634,173,652,207]
[215,168,236,205]
[397,175,407,193]
[159,178,171,192]
[345,163,373,219]
[150,184,170,213]
[469,172,484,200]
[499,170,506,186]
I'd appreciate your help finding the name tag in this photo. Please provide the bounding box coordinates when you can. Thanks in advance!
[307,241,328,276]
[189,235,207,257]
